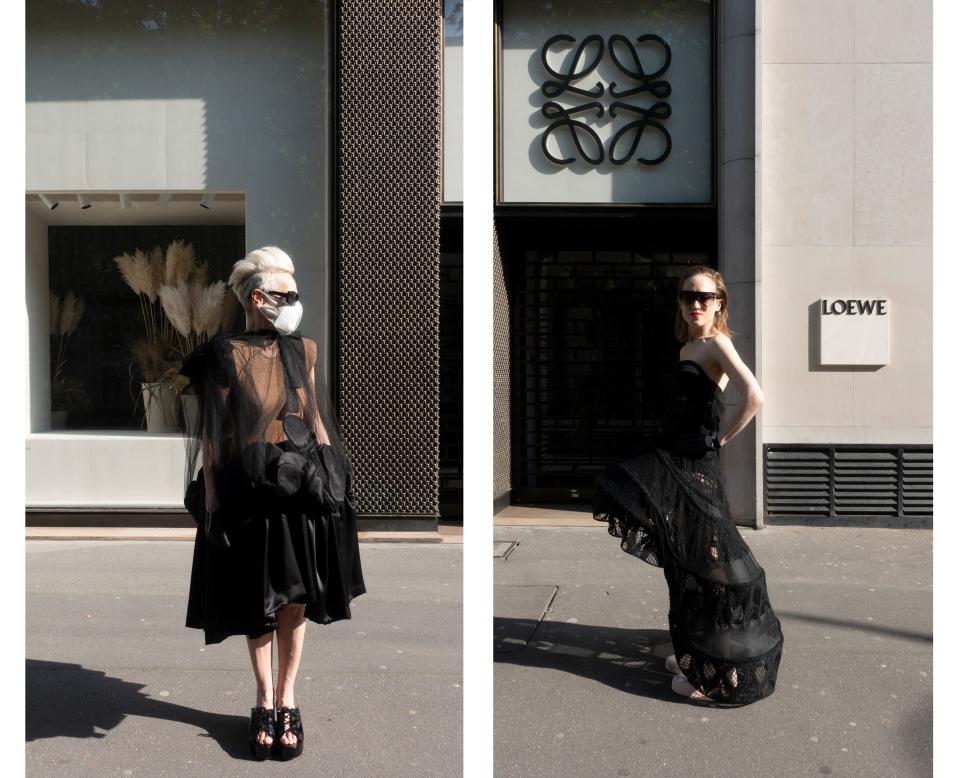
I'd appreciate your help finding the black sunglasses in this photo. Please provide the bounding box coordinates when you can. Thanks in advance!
[678,291,719,306]
[263,290,300,305]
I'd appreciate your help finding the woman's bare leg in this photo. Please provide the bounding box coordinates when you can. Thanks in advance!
[275,604,307,747]
[246,632,275,746]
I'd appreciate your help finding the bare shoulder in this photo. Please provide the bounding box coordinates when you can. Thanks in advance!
[712,331,734,350]
[710,332,740,362]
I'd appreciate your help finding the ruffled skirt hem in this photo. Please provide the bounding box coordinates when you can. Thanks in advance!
[185,503,366,646]
[593,448,784,706]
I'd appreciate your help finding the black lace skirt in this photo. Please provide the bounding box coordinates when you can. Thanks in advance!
[594,447,783,705]
[186,502,366,645]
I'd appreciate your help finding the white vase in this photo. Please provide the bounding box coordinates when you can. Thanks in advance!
[179,393,200,433]
[141,381,178,433]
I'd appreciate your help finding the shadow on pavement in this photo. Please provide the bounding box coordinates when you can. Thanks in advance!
[777,611,932,643]
[898,692,933,774]
[494,618,679,702]
[26,659,251,760]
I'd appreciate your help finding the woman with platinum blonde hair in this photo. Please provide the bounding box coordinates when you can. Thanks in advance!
[180,246,365,759]
[594,265,783,706]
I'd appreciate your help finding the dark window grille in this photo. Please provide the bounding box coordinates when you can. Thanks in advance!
[439,208,463,519]
[502,210,716,503]
[764,444,933,523]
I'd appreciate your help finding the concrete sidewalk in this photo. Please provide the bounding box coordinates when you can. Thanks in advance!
[26,540,462,777]
[494,524,932,778]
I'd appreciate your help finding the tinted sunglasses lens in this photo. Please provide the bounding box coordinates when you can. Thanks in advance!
[269,291,299,305]
[679,291,716,305]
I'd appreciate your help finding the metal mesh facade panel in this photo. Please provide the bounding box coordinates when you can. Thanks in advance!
[493,221,512,499]
[336,1,441,517]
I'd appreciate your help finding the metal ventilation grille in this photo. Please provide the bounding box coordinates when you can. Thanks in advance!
[336,2,441,517]
[902,448,934,516]
[764,448,830,517]
[764,445,933,522]
[834,449,898,516]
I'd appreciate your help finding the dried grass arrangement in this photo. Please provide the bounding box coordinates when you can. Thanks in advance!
[50,289,91,413]
[114,240,237,386]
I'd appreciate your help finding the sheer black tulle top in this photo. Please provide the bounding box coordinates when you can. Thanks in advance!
[654,360,724,451]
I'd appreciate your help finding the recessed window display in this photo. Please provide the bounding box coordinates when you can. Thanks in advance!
[46,225,244,430]
[499,0,713,204]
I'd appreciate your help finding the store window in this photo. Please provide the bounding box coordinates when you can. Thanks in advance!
[499,0,713,204]
[46,220,244,430]
[27,0,331,506]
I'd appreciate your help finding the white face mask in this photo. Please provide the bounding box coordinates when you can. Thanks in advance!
[258,295,303,335]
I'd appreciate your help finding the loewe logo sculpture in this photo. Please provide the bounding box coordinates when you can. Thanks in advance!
[820,299,889,316]
[540,33,673,166]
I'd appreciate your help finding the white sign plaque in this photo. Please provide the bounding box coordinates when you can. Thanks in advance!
[819,298,890,366]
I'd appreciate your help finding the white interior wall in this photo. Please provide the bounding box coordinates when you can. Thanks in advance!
[25,210,50,435]
[25,2,331,507]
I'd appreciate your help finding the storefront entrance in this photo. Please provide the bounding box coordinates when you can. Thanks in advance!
[498,208,715,504]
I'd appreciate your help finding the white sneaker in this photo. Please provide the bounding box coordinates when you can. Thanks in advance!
[671,673,709,701]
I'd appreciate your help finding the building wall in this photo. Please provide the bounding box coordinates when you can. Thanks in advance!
[26,2,331,343]
[25,1,331,508]
[718,0,761,525]
[443,0,464,202]
[758,0,932,445]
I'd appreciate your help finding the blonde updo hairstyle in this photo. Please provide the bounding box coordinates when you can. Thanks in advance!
[673,264,733,343]
[228,246,296,329]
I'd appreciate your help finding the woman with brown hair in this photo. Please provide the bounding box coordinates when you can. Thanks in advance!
[594,265,783,705]
[181,246,365,758]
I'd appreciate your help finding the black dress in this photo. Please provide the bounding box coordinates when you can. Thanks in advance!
[180,330,365,645]
[593,360,783,705]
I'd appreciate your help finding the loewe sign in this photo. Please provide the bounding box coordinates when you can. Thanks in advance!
[819,297,890,366]
[821,298,888,316]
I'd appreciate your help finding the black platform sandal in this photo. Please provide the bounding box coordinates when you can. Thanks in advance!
[248,707,276,761]
[276,706,305,760]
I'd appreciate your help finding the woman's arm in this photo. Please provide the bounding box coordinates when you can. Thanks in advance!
[711,333,764,448]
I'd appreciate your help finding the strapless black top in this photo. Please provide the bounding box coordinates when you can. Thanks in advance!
[654,360,724,451]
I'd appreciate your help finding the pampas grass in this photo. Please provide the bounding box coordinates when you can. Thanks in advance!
[159,279,231,352]
[148,246,165,300]
[158,282,193,339]
[188,281,205,336]
[49,288,88,412]
[59,290,85,336]
[114,251,150,298]
[164,239,195,286]
[115,240,236,383]
[49,291,62,337]
[197,281,227,339]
